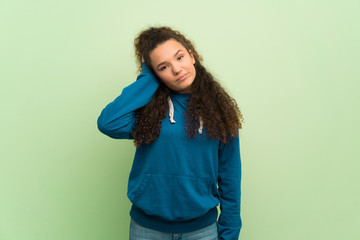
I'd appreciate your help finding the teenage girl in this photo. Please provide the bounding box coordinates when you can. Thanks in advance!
[97,26,244,240]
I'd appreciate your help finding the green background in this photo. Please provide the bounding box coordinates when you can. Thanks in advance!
[1,0,359,239]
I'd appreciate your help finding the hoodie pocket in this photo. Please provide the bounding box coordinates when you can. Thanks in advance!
[130,173,219,221]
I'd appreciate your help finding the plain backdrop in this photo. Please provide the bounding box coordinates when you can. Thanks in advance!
[1,0,359,239]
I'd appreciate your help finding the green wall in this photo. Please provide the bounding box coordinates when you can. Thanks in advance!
[1,0,359,239]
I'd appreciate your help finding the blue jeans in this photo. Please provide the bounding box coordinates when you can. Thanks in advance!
[129,219,218,240]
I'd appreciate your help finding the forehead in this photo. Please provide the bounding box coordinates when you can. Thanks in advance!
[149,39,186,62]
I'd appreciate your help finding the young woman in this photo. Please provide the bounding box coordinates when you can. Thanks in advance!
[97,26,244,240]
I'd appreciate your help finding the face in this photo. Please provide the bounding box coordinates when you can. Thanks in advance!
[149,39,196,94]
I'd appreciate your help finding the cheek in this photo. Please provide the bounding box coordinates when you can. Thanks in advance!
[156,72,172,84]
[190,65,196,77]
[156,73,168,85]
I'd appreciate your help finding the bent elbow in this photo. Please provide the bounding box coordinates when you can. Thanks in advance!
[97,116,110,135]
[97,115,134,139]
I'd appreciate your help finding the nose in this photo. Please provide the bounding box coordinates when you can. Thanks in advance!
[172,63,181,75]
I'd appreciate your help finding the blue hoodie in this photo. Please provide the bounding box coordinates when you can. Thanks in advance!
[97,63,242,240]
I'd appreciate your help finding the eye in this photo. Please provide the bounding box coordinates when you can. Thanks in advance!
[159,65,168,71]
[177,55,184,61]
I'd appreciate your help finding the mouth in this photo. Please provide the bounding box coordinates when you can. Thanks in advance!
[177,73,188,81]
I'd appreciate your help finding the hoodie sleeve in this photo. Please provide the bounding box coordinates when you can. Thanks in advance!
[217,134,242,240]
[97,62,159,139]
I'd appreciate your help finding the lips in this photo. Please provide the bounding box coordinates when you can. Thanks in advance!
[177,73,188,81]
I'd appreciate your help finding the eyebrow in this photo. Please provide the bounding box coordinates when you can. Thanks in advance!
[156,50,183,69]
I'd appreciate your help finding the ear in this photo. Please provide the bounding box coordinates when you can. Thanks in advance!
[189,50,196,64]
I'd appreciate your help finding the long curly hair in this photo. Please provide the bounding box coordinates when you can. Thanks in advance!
[132,26,244,146]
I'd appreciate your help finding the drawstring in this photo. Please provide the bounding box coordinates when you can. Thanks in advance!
[167,96,203,135]
[198,116,203,135]
[168,96,176,124]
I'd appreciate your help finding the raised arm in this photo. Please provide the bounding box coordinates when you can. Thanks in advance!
[97,62,159,139]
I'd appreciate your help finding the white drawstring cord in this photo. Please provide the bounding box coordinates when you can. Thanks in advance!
[168,96,203,134]
[198,116,203,135]
[168,96,176,124]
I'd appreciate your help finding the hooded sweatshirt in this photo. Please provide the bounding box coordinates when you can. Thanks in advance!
[97,62,242,240]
